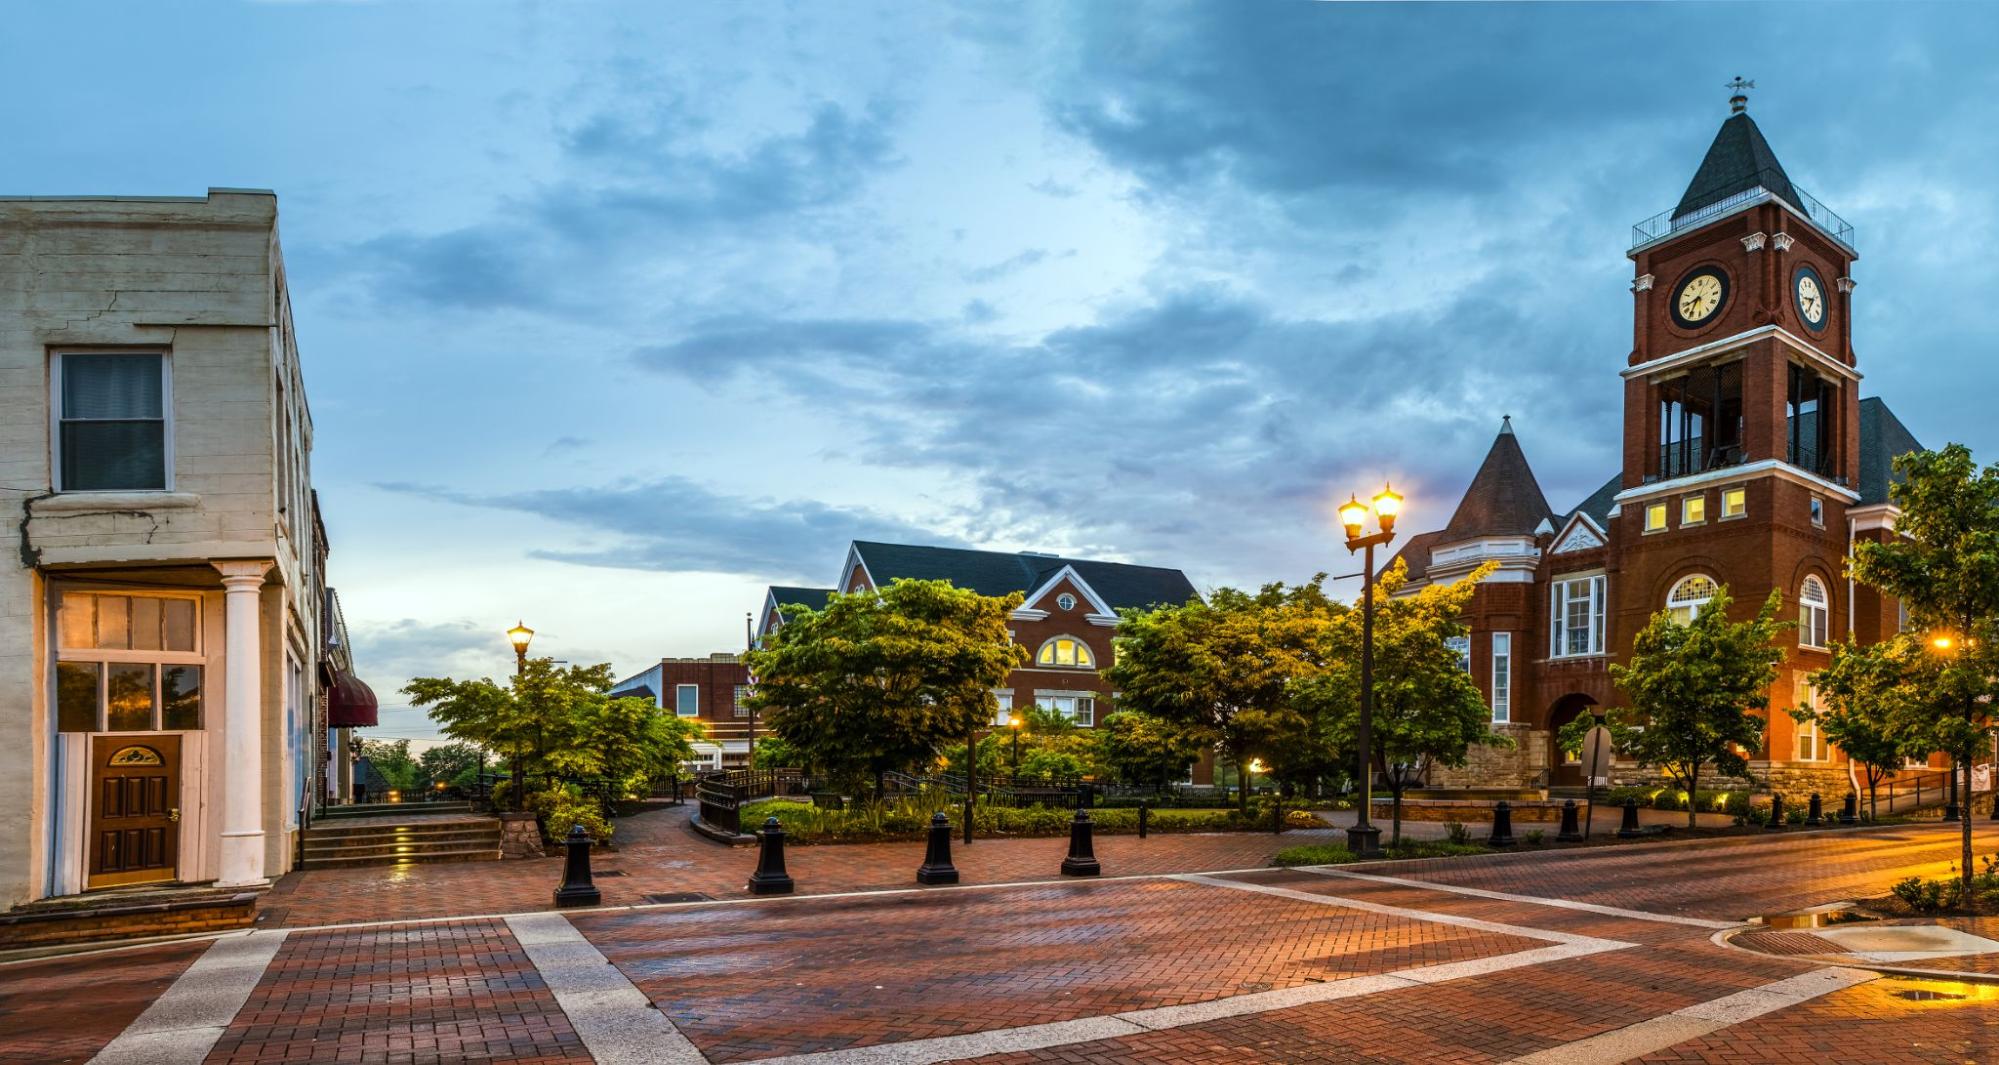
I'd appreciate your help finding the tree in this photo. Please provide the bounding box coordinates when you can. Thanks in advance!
[1609,586,1788,829]
[406,658,703,806]
[1298,559,1507,844]
[357,738,419,793]
[418,741,485,794]
[1799,638,1913,820]
[1107,579,1340,811]
[1093,710,1208,788]
[744,579,1025,798]
[1850,443,1999,905]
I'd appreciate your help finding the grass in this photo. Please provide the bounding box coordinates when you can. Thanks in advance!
[1272,840,1491,866]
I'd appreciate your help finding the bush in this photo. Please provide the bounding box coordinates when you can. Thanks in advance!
[531,786,612,844]
[1273,839,1487,866]
[737,790,1327,844]
[1890,876,1951,914]
[1525,829,1546,846]
[1442,819,1472,845]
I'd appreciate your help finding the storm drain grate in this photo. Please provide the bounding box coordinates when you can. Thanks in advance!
[595,870,629,877]
[1734,931,1844,956]
[644,892,714,904]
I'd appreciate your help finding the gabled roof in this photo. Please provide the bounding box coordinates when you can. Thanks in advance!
[1384,530,1444,585]
[1859,397,1926,506]
[1566,473,1621,530]
[1438,418,1557,543]
[849,541,1197,612]
[1674,112,1799,221]
[768,586,835,610]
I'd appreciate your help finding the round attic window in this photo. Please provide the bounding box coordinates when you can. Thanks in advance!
[1057,593,1077,611]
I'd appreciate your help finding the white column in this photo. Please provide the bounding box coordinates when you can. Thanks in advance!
[214,560,273,888]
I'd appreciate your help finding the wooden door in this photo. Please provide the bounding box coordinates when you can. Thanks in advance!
[88,735,181,889]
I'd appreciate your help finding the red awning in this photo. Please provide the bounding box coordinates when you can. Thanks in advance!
[327,669,379,728]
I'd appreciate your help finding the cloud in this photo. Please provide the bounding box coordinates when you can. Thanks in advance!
[962,248,1049,283]
[375,476,961,580]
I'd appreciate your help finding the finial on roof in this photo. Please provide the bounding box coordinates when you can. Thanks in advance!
[1500,414,1513,434]
[1726,75,1754,114]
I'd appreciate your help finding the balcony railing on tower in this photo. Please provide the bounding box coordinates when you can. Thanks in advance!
[1631,175,1854,253]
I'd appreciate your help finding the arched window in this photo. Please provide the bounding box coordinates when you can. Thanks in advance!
[1035,636,1096,669]
[1799,577,1830,649]
[1666,574,1718,625]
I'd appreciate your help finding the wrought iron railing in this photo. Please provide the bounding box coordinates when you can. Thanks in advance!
[1631,179,1854,252]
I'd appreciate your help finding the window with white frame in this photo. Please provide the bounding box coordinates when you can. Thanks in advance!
[732,685,752,718]
[1551,574,1607,657]
[1666,574,1718,625]
[1035,635,1096,669]
[1794,676,1828,760]
[55,591,203,732]
[674,684,699,717]
[1445,636,1470,673]
[55,353,171,492]
[993,690,1014,726]
[1056,593,1076,611]
[1035,692,1095,727]
[1798,576,1830,649]
[1490,633,1511,724]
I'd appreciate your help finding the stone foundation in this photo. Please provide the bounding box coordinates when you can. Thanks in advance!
[499,813,543,860]
[1426,725,1549,789]
[1371,798,1569,823]
[0,891,257,949]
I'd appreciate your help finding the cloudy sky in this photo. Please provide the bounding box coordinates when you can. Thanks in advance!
[7,2,1996,743]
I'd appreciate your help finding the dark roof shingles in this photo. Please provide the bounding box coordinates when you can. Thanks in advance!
[1674,112,1800,220]
[851,541,1196,612]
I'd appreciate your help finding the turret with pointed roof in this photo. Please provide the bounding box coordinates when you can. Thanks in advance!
[1673,111,1799,222]
[1438,416,1557,543]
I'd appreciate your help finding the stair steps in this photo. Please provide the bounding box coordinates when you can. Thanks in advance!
[300,814,501,869]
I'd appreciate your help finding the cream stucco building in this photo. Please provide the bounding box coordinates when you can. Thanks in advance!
[0,189,356,906]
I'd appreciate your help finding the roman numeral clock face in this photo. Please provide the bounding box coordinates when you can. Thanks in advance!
[1794,266,1828,332]
[1670,268,1728,329]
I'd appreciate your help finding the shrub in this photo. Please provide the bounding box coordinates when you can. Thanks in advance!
[1891,876,1949,914]
[1442,819,1472,845]
[1525,829,1546,846]
[736,791,1323,844]
[531,786,612,844]
[1274,838,1486,866]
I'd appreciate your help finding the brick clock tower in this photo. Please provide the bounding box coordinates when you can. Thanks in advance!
[1614,89,1858,747]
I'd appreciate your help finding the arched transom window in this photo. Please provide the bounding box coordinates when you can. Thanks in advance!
[1036,635,1096,669]
[1666,574,1718,625]
[1798,576,1830,649]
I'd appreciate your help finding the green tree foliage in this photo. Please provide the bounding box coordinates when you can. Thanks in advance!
[418,741,486,794]
[1608,586,1787,829]
[1298,560,1508,844]
[405,658,702,811]
[357,738,419,793]
[744,579,1025,797]
[1106,579,1340,810]
[1850,443,1999,902]
[1092,710,1208,787]
[1799,638,1913,819]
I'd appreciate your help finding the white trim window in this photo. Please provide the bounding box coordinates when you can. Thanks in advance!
[1445,635,1470,673]
[1798,576,1830,649]
[1666,574,1718,625]
[732,685,752,719]
[1035,635,1096,669]
[1551,575,1607,658]
[992,690,1014,726]
[1490,633,1511,724]
[674,683,700,717]
[55,591,204,732]
[1794,676,1828,761]
[54,352,172,492]
[1035,691,1095,727]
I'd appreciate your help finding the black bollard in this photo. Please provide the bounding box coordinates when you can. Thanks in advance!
[1806,793,1824,827]
[1061,808,1101,876]
[552,824,602,908]
[1138,800,1149,840]
[748,816,796,895]
[916,811,959,885]
[1766,792,1786,830]
[1556,799,1584,843]
[1840,792,1858,825]
[1488,801,1516,847]
[1617,797,1643,839]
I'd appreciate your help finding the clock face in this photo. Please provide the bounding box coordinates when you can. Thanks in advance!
[1794,266,1828,331]
[1672,268,1728,328]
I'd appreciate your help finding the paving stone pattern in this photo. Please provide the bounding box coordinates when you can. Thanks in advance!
[572,877,1540,1062]
[203,919,591,1064]
[0,939,209,1064]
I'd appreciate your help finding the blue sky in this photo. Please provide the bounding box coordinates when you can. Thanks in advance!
[7,2,1997,743]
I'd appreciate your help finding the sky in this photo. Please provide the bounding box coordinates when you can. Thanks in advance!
[6,2,1997,745]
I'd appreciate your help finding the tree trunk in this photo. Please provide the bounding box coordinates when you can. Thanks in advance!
[1962,744,1975,909]
[1686,764,1699,831]
[1867,773,1879,821]
[1389,782,1403,848]
[1233,741,1250,813]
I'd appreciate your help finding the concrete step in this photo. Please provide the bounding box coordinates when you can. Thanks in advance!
[317,801,475,819]
[303,817,498,843]
[299,846,502,870]
[303,826,500,849]
[303,837,501,861]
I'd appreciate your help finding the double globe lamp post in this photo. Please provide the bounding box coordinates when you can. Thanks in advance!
[1338,485,1402,859]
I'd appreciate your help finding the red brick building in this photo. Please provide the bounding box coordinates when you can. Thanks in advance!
[1393,99,1946,799]
[608,655,755,770]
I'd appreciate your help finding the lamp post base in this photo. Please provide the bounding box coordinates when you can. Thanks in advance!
[1346,823,1383,859]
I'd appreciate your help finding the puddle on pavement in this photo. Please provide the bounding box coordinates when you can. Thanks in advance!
[1755,907,1873,929]
[1882,977,1999,1007]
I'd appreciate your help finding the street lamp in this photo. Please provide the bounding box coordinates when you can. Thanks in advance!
[1009,713,1024,775]
[1929,631,1970,822]
[1246,758,1266,798]
[1339,483,1402,859]
[504,621,534,811]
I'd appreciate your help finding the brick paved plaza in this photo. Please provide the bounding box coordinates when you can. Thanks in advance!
[6,818,1999,1064]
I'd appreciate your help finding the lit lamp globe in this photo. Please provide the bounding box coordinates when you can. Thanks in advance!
[1371,484,1403,533]
[1338,496,1370,541]
[507,621,535,658]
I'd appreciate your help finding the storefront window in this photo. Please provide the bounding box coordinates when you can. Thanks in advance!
[55,591,203,732]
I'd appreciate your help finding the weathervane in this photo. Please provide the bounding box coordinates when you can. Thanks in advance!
[1726,76,1755,114]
